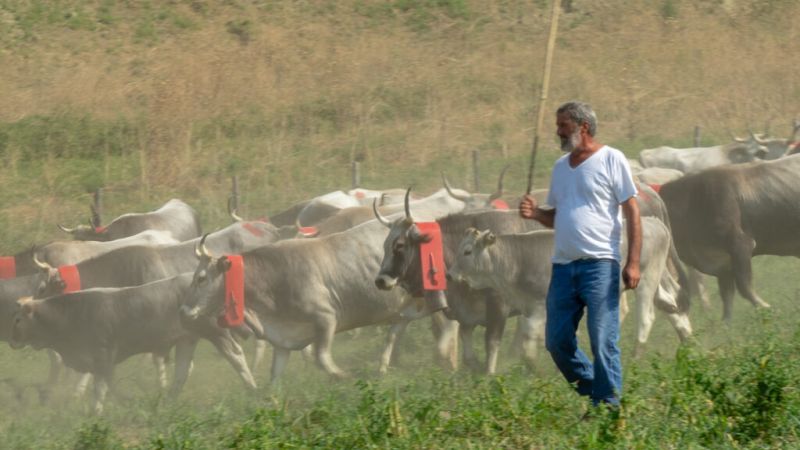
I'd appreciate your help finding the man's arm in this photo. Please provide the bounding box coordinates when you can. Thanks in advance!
[621,197,642,290]
[519,194,555,228]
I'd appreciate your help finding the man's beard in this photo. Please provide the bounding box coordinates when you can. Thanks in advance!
[560,129,581,152]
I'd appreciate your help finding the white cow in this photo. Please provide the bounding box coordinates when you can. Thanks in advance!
[448,217,692,360]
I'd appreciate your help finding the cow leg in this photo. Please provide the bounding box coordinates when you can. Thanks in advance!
[38,350,63,404]
[513,304,546,369]
[618,291,630,324]
[431,312,459,371]
[74,373,92,398]
[632,276,659,359]
[379,321,409,375]
[313,317,347,379]
[209,332,257,390]
[252,339,268,373]
[270,347,291,384]
[654,279,693,342]
[484,293,510,375]
[460,324,481,371]
[92,376,110,415]
[169,337,199,397]
[687,268,711,309]
[718,272,736,322]
[730,236,770,309]
[152,353,168,390]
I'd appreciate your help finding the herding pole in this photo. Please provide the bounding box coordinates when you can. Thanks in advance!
[526,0,562,194]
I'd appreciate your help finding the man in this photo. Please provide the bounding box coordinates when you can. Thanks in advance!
[520,101,641,408]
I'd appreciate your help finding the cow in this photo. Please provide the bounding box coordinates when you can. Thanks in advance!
[36,221,285,299]
[375,184,691,372]
[10,273,257,414]
[179,219,446,383]
[633,167,683,186]
[4,230,178,279]
[440,168,549,211]
[298,187,470,238]
[659,154,800,321]
[447,217,692,360]
[638,140,768,174]
[374,194,549,374]
[58,199,201,242]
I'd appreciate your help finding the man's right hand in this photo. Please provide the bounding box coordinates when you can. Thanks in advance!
[519,194,537,219]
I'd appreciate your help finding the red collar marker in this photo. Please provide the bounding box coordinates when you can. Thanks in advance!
[0,257,16,279]
[490,199,510,210]
[417,222,447,291]
[58,265,81,293]
[219,255,245,328]
[242,222,265,237]
[299,226,318,237]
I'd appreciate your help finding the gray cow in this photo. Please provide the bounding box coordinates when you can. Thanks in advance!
[179,219,443,382]
[638,140,768,174]
[5,230,178,278]
[448,217,692,360]
[374,204,543,374]
[58,198,201,242]
[10,273,256,414]
[659,154,800,321]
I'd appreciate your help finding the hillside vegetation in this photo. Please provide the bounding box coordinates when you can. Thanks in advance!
[1,2,800,448]
[0,0,797,247]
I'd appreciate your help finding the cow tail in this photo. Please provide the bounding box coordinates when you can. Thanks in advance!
[668,236,691,313]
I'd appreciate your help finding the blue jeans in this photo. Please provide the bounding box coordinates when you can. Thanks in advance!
[545,259,622,405]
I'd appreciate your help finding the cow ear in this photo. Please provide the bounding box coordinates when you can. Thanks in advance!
[217,256,232,273]
[17,297,35,317]
[464,227,478,237]
[480,231,497,247]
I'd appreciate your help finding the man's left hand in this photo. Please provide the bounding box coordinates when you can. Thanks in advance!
[622,263,640,290]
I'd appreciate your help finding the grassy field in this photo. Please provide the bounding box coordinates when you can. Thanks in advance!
[0,0,799,448]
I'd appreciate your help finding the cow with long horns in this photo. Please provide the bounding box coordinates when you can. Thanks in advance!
[58,199,201,242]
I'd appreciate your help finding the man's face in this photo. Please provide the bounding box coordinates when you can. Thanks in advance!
[556,112,582,152]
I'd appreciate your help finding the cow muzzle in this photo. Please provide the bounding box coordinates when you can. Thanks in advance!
[374,274,398,291]
[180,304,201,321]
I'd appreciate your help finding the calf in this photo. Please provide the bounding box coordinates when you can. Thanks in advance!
[448,217,692,360]
[10,273,256,414]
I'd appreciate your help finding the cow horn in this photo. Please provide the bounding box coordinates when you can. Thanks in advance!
[441,173,470,201]
[227,197,244,222]
[195,234,211,258]
[373,198,392,228]
[57,224,76,234]
[32,254,52,271]
[749,130,768,144]
[488,165,509,203]
[404,187,415,223]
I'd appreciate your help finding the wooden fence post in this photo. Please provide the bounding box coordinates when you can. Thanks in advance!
[351,161,361,189]
[472,150,480,192]
[92,188,103,228]
[231,175,240,212]
[694,126,701,147]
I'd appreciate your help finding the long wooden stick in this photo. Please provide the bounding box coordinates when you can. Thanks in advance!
[526,0,562,194]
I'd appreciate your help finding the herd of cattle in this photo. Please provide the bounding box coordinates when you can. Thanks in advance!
[1,125,798,413]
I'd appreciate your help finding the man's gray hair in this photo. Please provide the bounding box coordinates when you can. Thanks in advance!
[557,101,597,136]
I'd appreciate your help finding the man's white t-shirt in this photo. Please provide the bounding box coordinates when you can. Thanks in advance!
[546,145,638,264]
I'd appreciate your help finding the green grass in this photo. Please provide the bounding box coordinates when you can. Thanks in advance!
[0,257,798,448]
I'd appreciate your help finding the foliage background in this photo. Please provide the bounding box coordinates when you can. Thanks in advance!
[0,0,798,448]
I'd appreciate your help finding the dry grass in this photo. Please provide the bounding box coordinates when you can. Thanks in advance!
[0,0,797,244]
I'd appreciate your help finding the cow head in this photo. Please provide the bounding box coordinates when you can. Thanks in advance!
[31,254,65,299]
[180,234,229,322]
[441,166,509,211]
[10,297,41,350]
[446,228,496,289]
[374,189,429,293]
[57,218,109,241]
